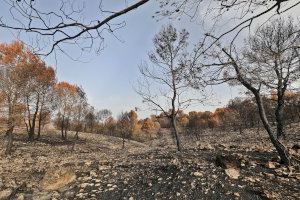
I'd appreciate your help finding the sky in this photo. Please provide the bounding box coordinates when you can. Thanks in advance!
[1,0,299,118]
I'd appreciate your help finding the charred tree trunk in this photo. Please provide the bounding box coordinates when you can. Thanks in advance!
[275,92,285,139]
[5,104,14,155]
[225,48,290,165]
[5,119,14,155]
[37,112,42,140]
[254,92,290,165]
[28,94,40,141]
[64,129,68,140]
[37,98,45,140]
[75,131,79,140]
[61,116,65,140]
[171,115,181,151]
[122,131,125,149]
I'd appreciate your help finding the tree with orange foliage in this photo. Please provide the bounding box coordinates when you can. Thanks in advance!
[17,55,56,140]
[0,41,35,154]
[54,81,78,140]
[36,66,56,139]
[141,118,156,132]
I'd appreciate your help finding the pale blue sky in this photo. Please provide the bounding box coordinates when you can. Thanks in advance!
[1,0,298,118]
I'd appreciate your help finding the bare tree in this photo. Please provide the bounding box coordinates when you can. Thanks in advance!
[136,24,204,151]
[117,111,132,149]
[96,109,112,124]
[191,18,300,165]
[0,0,150,55]
[73,86,88,140]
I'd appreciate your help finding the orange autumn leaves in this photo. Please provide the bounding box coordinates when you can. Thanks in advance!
[0,41,81,140]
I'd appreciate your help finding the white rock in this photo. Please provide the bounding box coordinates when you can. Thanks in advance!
[193,172,203,177]
[225,168,240,179]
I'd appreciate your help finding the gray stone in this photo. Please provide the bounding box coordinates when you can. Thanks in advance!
[64,190,75,198]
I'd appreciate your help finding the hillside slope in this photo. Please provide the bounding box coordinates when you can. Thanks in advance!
[0,127,299,200]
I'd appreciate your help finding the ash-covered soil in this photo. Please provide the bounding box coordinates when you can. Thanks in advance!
[0,126,299,200]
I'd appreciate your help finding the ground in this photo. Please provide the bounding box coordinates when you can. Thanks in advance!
[0,126,299,200]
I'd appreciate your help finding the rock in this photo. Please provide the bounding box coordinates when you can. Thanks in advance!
[90,171,97,177]
[32,192,52,200]
[171,158,180,166]
[244,176,256,183]
[265,161,276,169]
[80,183,89,188]
[193,172,203,177]
[98,165,111,171]
[64,190,75,198]
[215,155,241,169]
[0,179,3,188]
[41,167,76,191]
[52,191,60,198]
[129,197,134,200]
[225,168,240,179]
[94,179,101,183]
[76,193,84,198]
[264,173,275,179]
[191,182,196,189]
[82,176,92,181]
[200,144,214,150]
[212,175,217,179]
[0,188,12,200]
[16,193,25,200]
[84,160,92,167]
[234,192,240,197]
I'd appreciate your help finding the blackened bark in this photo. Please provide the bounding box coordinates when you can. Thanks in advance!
[171,115,181,151]
[223,48,290,165]
[5,105,14,155]
[275,89,285,139]
[5,121,14,155]
[75,131,79,140]
[254,92,290,165]
[61,116,65,139]
[28,94,40,141]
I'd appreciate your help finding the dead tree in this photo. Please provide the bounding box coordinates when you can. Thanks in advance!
[191,18,300,165]
[136,25,205,151]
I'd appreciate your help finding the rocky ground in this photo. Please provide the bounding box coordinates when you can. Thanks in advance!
[0,126,300,200]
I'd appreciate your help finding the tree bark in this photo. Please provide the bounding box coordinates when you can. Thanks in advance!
[5,119,14,155]
[275,93,285,139]
[254,92,290,165]
[28,94,40,141]
[5,105,14,155]
[75,131,79,140]
[37,96,45,140]
[171,115,181,151]
[61,116,65,140]
[224,48,290,165]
